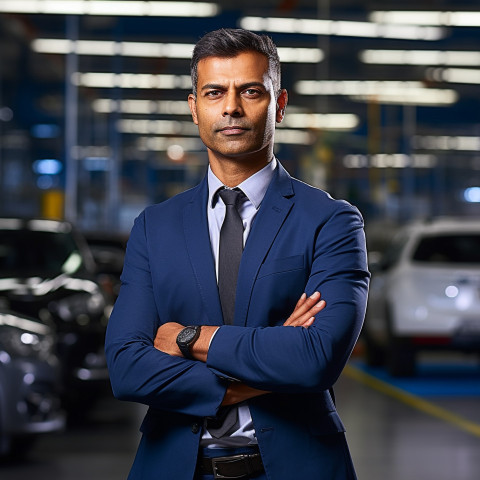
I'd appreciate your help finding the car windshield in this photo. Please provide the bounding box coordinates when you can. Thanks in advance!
[412,234,480,264]
[0,230,85,276]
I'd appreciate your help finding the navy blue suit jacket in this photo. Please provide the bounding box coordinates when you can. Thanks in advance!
[105,162,370,479]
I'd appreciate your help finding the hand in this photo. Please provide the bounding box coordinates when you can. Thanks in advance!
[283,291,325,328]
[221,382,269,406]
[154,322,184,357]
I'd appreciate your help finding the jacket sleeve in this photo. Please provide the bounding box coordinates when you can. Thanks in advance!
[206,203,370,393]
[104,211,227,417]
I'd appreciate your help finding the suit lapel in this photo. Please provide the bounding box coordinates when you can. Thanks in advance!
[183,178,224,326]
[234,164,295,326]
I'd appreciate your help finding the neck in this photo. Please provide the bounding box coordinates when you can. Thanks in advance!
[208,149,273,188]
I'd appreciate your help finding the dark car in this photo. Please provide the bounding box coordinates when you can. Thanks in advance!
[0,218,112,413]
[84,232,127,302]
[0,309,65,457]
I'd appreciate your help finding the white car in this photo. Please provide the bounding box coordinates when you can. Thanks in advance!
[363,218,480,376]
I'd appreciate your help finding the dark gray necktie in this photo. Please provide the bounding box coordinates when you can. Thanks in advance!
[218,188,244,326]
[207,188,244,439]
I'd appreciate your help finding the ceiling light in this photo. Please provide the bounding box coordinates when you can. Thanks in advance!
[93,99,192,115]
[0,1,219,17]
[275,129,315,144]
[427,68,480,84]
[464,187,480,203]
[412,135,480,151]
[240,16,444,40]
[349,91,457,106]
[117,119,198,136]
[343,154,437,169]
[277,48,323,63]
[33,39,321,64]
[294,80,458,106]
[72,72,192,89]
[32,39,194,58]
[137,137,204,152]
[280,113,359,131]
[370,11,480,27]
[360,50,480,66]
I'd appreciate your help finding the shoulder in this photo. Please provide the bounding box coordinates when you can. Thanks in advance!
[142,182,203,219]
[289,175,361,220]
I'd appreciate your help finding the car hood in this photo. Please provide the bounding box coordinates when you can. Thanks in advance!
[0,274,107,325]
[0,274,101,299]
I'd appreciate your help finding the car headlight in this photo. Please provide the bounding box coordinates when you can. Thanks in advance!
[0,313,55,360]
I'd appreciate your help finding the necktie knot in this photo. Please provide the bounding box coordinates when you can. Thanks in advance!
[219,188,244,208]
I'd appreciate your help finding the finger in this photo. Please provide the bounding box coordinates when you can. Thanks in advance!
[293,292,307,309]
[289,300,326,327]
[284,292,321,326]
[302,317,315,328]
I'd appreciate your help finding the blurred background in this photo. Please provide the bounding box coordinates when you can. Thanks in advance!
[0,1,479,479]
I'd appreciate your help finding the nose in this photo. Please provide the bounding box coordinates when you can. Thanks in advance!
[222,92,243,117]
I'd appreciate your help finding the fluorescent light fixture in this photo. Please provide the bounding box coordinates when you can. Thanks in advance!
[32,39,194,58]
[294,80,458,106]
[370,11,480,27]
[280,113,359,131]
[349,91,457,106]
[118,117,350,137]
[412,135,480,151]
[93,99,192,115]
[137,137,204,152]
[277,47,323,63]
[240,16,444,40]
[72,72,192,89]
[427,67,480,84]
[275,129,315,144]
[117,119,198,136]
[33,39,321,64]
[0,1,219,17]
[343,154,437,169]
[360,50,480,67]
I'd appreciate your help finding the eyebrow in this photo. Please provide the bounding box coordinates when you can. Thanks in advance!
[200,81,267,91]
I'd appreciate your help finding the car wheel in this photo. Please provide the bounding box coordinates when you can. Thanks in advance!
[362,331,386,367]
[385,308,416,377]
[386,338,416,377]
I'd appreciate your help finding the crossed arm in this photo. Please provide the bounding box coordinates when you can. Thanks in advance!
[154,291,326,406]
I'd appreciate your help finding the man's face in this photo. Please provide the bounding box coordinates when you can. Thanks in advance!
[188,51,287,163]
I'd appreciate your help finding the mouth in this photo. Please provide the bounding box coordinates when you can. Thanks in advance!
[217,126,249,135]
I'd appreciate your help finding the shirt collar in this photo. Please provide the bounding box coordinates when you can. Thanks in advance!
[208,158,277,210]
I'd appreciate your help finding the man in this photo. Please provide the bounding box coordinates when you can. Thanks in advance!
[105,28,369,480]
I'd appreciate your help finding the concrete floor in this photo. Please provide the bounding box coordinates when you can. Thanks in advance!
[1,354,479,480]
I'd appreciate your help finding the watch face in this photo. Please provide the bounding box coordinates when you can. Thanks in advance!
[177,327,197,345]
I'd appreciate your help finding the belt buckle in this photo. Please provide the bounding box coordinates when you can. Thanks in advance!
[212,454,248,480]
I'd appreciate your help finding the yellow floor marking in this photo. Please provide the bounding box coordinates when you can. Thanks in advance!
[344,363,480,438]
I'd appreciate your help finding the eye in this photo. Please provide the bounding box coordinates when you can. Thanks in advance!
[243,88,262,97]
[205,90,222,98]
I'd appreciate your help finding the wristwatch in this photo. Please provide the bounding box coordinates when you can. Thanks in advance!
[176,325,201,359]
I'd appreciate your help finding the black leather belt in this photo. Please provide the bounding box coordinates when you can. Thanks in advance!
[198,452,264,479]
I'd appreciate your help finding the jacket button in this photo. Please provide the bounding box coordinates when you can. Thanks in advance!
[191,423,200,434]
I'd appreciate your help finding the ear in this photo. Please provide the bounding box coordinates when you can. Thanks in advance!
[275,89,288,123]
[188,94,199,125]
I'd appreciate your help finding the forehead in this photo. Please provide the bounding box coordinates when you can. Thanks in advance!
[196,51,271,87]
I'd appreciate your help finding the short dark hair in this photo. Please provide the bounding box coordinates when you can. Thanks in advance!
[190,28,281,97]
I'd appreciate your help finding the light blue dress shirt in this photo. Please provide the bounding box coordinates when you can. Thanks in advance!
[201,158,277,448]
